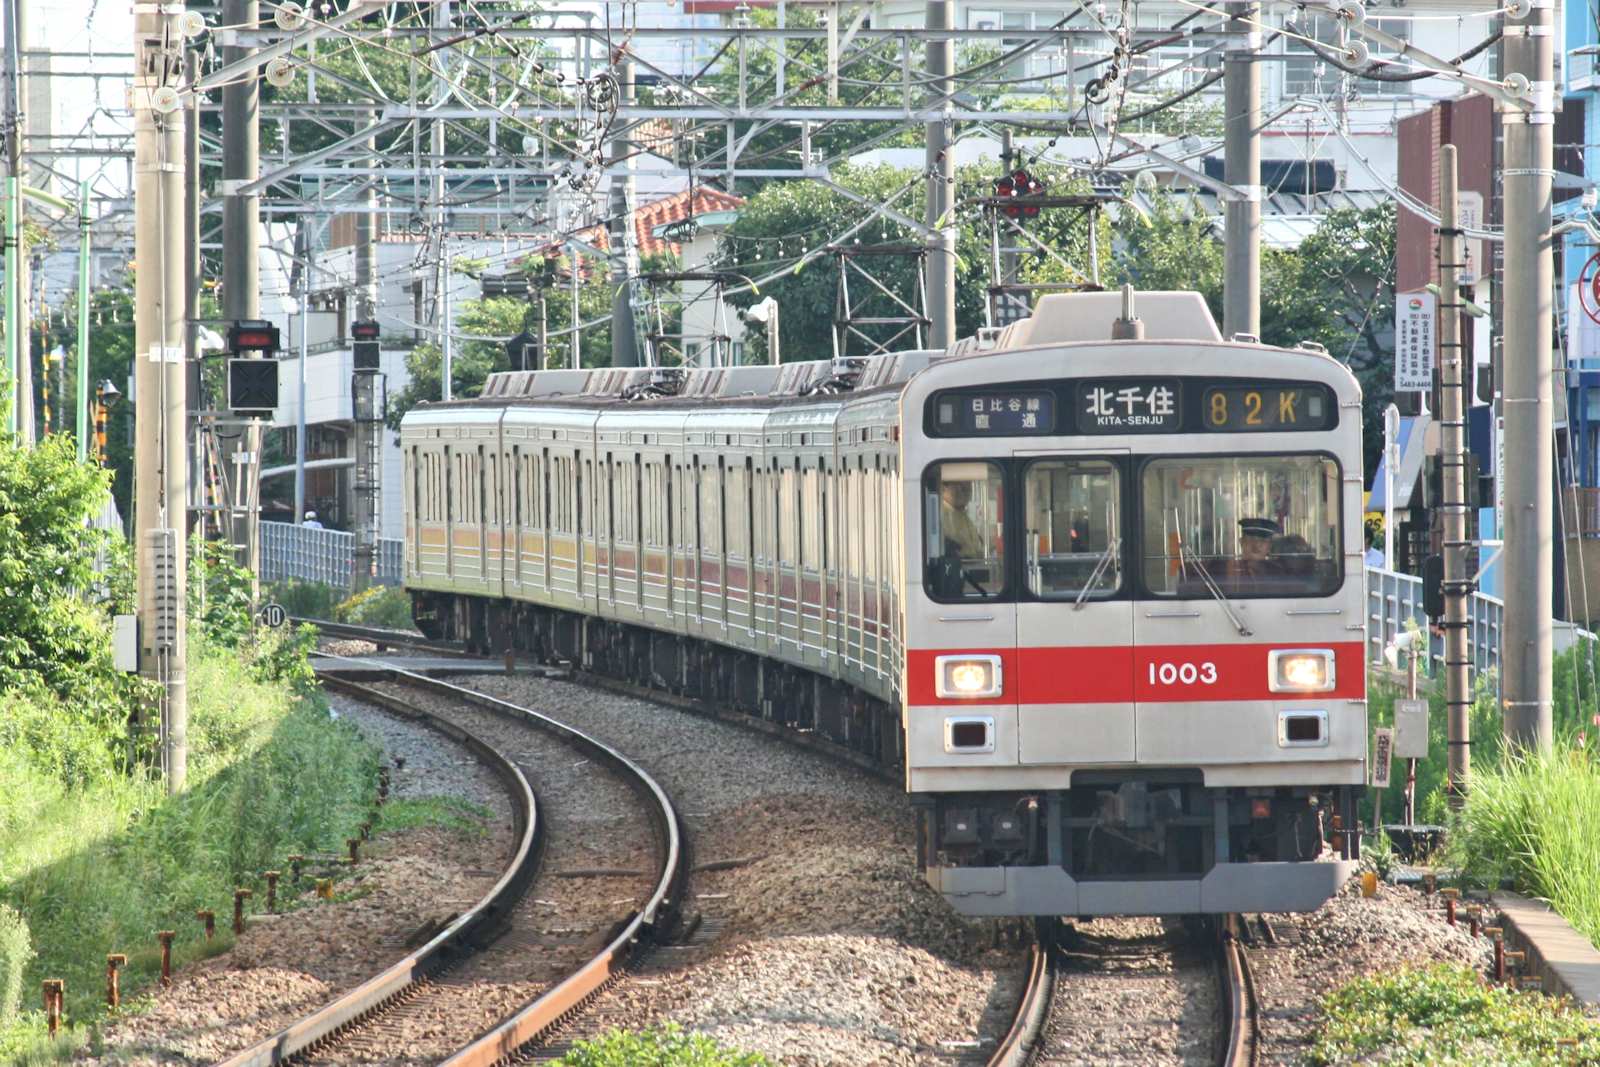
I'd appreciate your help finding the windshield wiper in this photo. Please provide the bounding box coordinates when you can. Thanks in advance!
[1172,515,1252,637]
[1073,538,1120,611]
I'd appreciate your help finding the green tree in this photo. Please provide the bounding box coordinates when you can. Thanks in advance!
[1113,191,1224,316]
[384,254,622,430]
[0,418,133,709]
[1260,206,1396,475]
[719,162,1108,359]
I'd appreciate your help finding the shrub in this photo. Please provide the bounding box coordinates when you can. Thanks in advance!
[269,579,341,621]
[1309,963,1600,1065]
[0,431,119,703]
[0,639,380,1028]
[0,904,31,1028]
[334,586,416,631]
[557,1025,774,1067]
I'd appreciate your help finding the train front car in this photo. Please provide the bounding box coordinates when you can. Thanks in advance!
[902,291,1365,917]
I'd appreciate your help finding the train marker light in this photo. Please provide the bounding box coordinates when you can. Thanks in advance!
[1269,649,1335,693]
[944,716,995,754]
[935,654,1002,699]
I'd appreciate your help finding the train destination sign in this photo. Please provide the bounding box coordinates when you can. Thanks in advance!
[928,377,1338,436]
[1074,380,1181,434]
[932,390,1056,435]
[1202,384,1333,432]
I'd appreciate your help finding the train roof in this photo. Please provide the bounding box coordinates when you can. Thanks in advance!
[408,290,1348,429]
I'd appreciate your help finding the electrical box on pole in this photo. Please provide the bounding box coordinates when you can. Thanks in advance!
[228,360,279,414]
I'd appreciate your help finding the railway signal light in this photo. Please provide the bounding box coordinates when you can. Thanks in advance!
[993,168,1046,219]
[226,319,281,355]
[353,320,381,371]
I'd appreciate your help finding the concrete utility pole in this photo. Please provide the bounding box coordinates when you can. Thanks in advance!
[133,0,190,793]
[432,0,453,397]
[184,48,201,533]
[294,229,308,526]
[4,0,31,443]
[1500,0,1554,753]
[222,0,262,591]
[924,0,956,350]
[609,59,640,367]
[75,180,89,463]
[1222,0,1260,339]
[352,148,380,591]
[1438,145,1471,804]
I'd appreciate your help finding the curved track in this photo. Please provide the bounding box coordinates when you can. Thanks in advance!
[307,621,1260,1064]
[985,916,1258,1067]
[218,663,686,1066]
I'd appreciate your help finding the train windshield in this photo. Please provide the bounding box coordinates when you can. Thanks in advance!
[1022,459,1121,600]
[1140,455,1341,599]
[923,461,1007,599]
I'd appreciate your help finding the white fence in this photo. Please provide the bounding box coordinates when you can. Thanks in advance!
[259,521,403,589]
[1365,566,1504,677]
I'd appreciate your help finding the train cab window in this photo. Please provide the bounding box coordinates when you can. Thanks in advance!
[923,461,1006,600]
[1023,459,1121,600]
[1140,454,1342,599]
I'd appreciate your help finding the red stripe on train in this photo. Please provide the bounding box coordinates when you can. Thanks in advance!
[905,642,1365,706]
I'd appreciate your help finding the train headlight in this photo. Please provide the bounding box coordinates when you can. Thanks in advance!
[1269,649,1336,693]
[935,654,1002,699]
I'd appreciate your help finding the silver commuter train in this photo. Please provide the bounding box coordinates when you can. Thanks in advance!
[402,290,1365,917]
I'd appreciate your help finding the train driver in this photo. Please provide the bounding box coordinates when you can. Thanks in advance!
[1232,516,1280,579]
[940,479,985,559]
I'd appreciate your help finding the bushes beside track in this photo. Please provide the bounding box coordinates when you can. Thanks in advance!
[0,445,384,1054]
[1308,963,1600,1065]
[1367,640,1600,949]
[0,626,381,1052]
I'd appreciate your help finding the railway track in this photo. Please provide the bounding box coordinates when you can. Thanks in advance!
[218,664,686,1066]
[298,618,475,658]
[986,916,1258,1067]
[304,621,1259,1064]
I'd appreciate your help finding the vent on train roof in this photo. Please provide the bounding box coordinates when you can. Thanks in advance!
[995,290,1222,348]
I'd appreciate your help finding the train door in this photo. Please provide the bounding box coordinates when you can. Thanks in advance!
[1013,450,1134,764]
[444,445,455,578]
[406,446,419,578]
[798,454,824,663]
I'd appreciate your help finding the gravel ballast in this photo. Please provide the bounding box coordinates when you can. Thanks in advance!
[1249,879,1498,1064]
[454,671,1022,1066]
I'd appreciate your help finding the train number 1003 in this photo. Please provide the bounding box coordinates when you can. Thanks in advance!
[1147,661,1219,686]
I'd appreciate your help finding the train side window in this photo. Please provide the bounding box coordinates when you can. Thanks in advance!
[1023,459,1122,600]
[702,459,722,555]
[801,461,819,572]
[923,461,1007,601]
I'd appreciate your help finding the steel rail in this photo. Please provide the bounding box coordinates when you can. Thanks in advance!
[410,670,687,1067]
[985,918,1058,1067]
[296,616,478,658]
[1218,915,1259,1067]
[214,673,541,1067]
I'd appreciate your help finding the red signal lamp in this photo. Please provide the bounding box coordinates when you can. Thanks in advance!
[227,319,281,354]
[351,319,380,340]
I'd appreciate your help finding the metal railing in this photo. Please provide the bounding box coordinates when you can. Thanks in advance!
[260,521,403,589]
[1365,566,1503,678]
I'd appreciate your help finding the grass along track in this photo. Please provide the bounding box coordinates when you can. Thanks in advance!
[214,670,540,1067]
[217,664,687,1065]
